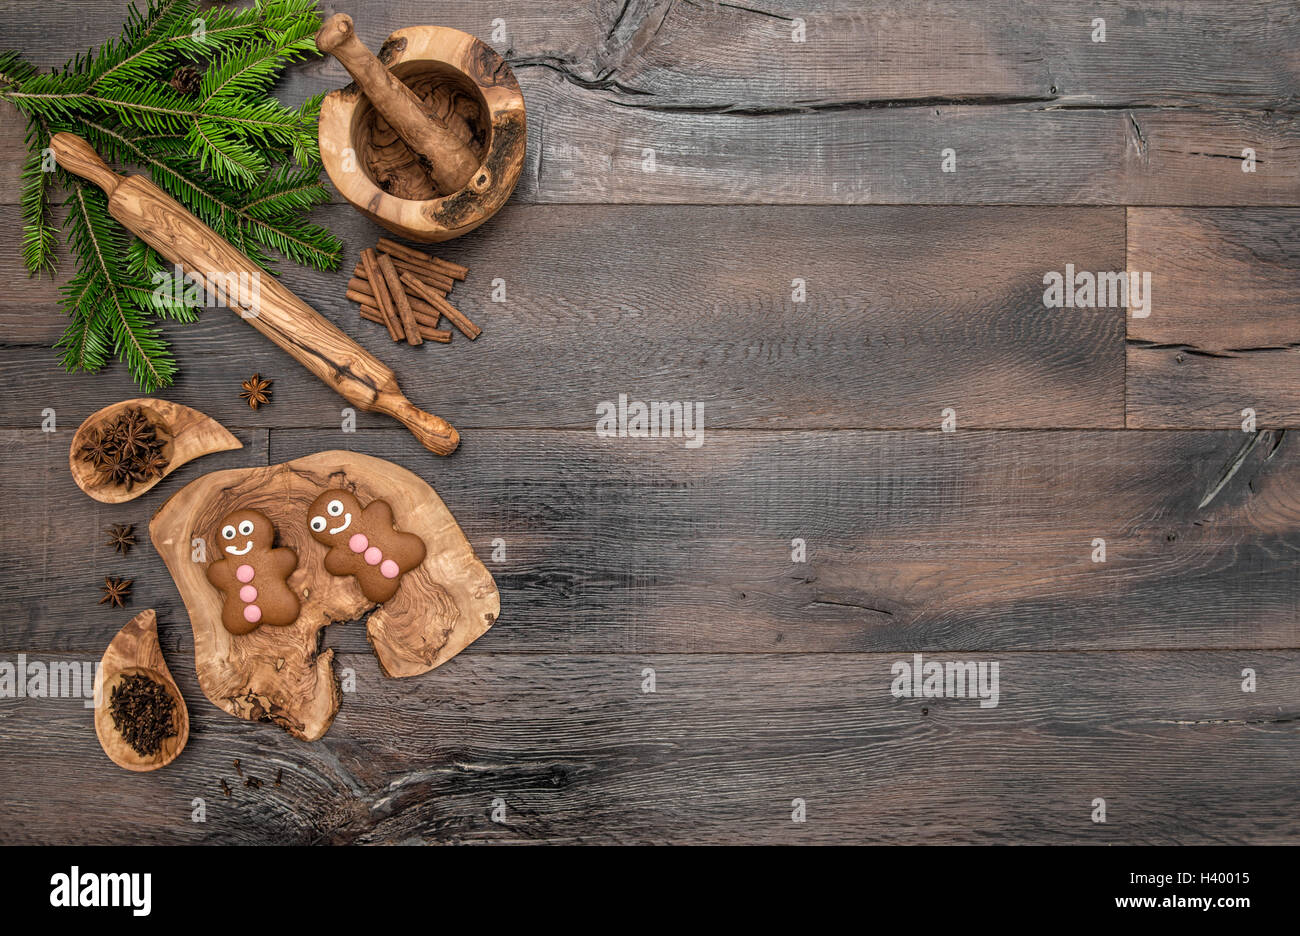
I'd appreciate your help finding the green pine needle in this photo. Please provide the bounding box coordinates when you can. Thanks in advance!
[1,0,338,392]
[19,122,58,275]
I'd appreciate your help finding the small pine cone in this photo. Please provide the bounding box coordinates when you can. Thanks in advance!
[169,65,201,95]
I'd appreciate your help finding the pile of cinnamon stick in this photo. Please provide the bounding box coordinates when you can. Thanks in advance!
[350,237,480,346]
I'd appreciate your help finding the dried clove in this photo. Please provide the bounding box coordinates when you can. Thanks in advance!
[108,673,177,757]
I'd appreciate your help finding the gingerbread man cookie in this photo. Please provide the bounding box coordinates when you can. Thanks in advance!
[307,490,427,603]
[205,509,300,635]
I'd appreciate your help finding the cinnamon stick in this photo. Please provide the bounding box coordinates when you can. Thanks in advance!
[353,257,454,293]
[377,254,421,346]
[392,256,455,290]
[348,286,444,328]
[359,248,403,341]
[351,273,441,302]
[378,237,468,280]
[400,272,480,340]
[375,303,450,341]
[360,305,451,342]
[378,250,458,290]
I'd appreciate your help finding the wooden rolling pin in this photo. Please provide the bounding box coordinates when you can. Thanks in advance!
[50,133,459,456]
[316,12,479,195]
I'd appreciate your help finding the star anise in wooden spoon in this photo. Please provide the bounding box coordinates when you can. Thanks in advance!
[140,449,170,480]
[99,576,133,608]
[78,427,112,465]
[240,373,273,409]
[78,407,169,490]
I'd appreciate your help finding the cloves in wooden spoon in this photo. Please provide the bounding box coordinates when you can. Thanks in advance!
[94,609,190,772]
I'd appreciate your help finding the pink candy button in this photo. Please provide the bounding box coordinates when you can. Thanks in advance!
[236,564,255,583]
[243,604,262,624]
[364,546,382,566]
[349,533,368,553]
[380,559,399,579]
[239,585,257,603]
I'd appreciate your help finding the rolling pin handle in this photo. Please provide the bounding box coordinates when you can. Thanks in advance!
[49,133,125,195]
[384,396,461,456]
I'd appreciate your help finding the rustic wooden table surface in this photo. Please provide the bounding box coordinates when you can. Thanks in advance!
[1,1,1297,845]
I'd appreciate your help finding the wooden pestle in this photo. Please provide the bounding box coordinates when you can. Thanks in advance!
[316,13,480,195]
[50,133,459,456]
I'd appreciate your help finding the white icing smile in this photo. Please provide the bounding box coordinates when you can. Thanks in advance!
[328,513,352,535]
[226,540,254,555]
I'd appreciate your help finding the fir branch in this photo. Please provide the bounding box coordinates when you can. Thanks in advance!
[199,27,314,103]
[19,119,58,275]
[88,1,280,92]
[58,178,174,389]
[1,0,334,391]
[80,118,340,271]
[243,165,332,217]
[84,0,197,91]
[0,49,37,91]
[189,117,268,184]
[124,239,199,322]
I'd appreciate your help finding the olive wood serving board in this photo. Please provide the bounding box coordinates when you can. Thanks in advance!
[149,450,499,740]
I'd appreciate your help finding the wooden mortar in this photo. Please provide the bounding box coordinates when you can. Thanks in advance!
[318,22,526,243]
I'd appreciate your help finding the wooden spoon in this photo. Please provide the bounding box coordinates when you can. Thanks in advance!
[69,398,241,504]
[94,608,189,772]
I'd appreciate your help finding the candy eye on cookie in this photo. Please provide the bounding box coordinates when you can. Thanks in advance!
[306,490,362,544]
[216,509,269,556]
[310,508,351,535]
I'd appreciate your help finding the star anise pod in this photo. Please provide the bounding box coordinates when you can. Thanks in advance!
[95,447,129,486]
[78,427,110,465]
[99,576,133,608]
[106,523,136,555]
[240,373,273,409]
[141,450,170,479]
[117,412,152,454]
[124,467,150,492]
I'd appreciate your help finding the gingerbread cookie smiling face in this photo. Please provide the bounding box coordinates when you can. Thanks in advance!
[205,508,300,635]
[307,490,426,603]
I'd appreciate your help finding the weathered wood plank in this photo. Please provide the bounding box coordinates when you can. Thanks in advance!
[2,2,1297,205]
[0,203,1127,430]
[5,427,1297,654]
[4,0,1295,106]
[273,427,1300,655]
[510,74,1300,206]
[1,0,1294,851]
[5,81,1293,208]
[1127,208,1300,428]
[0,650,1295,844]
[0,199,64,342]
